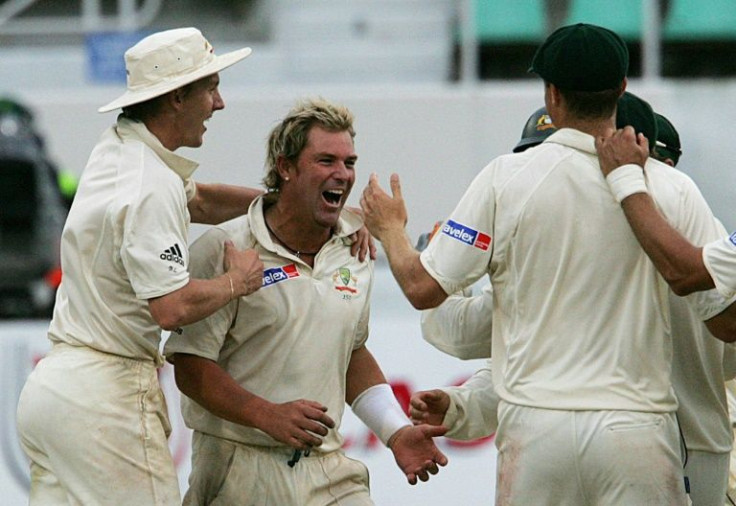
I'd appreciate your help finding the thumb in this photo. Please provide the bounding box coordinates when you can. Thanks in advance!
[422,424,449,438]
[389,173,402,200]
[223,240,235,270]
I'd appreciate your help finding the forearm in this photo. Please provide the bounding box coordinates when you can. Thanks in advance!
[347,346,411,446]
[380,227,447,310]
[172,353,270,429]
[345,345,387,404]
[148,276,234,330]
[188,183,263,225]
[621,193,713,295]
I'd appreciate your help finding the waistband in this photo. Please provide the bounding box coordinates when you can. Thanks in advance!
[50,342,165,368]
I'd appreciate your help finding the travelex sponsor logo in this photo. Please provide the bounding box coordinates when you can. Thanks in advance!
[729,231,736,247]
[263,264,300,287]
[160,243,185,266]
[441,220,491,251]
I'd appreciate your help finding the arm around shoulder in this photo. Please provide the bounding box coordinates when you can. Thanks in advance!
[188,182,263,225]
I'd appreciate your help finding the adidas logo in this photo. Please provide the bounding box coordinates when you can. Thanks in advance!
[160,243,185,267]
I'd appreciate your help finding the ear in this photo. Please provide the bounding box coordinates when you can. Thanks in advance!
[548,83,562,107]
[619,77,628,98]
[166,88,186,111]
[276,155,293,180]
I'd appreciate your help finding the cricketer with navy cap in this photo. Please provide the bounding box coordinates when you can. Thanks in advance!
[361,23,736,505]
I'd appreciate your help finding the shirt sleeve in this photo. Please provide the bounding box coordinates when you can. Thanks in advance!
[120,169,190,300]
[420,283,492,360]
[703,235,736,300]
[664,172,736,320]
[442,361,499,439]
[420,166,496,295]
[163,227,237,361]
[352,261,373,350]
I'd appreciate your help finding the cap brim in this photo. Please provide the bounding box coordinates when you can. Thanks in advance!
[98,47,252,113]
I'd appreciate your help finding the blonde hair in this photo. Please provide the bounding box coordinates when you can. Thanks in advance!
[262,97,355,201]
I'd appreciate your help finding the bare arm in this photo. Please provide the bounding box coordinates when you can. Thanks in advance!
[360,173,447,309]
[705,304,736,343]
[171,353,335,450]
[188,183,263,225]
[619,193,713,296]
[345,345,387,404]
[346,345,448,484]
[149,241,263,330]
[596,128,714,296]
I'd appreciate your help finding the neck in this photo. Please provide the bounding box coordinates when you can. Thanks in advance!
[553,111,617,138]
[264,205,332,258]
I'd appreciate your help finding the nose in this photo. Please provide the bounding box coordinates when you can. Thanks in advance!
[213,90,225,111]
[334,161,352,181]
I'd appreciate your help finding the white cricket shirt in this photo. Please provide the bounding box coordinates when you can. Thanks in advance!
[421,128,731,413]
[164,197,372,452]
[48,116,196,360]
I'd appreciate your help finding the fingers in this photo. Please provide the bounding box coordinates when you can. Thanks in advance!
[300,400,335,429]
[636,132,650,151]
[389,173,402,200]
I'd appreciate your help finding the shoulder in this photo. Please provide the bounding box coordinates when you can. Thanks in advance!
[210,216,255,249]
[646,158,702,199]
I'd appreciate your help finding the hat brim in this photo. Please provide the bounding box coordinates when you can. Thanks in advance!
[98,46,252,113]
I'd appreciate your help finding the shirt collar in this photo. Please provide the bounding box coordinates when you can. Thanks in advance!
[543,128,596,155]
[249,195,364,252]
[115,115,199,180]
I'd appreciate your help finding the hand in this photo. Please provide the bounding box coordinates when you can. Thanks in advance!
[410,389,450,427]
[595,126,650,177]
[258,399,336,451]
[223,241,264,297]
[348,225,377,262]
[360,173,408,242]
[389,424,448,485]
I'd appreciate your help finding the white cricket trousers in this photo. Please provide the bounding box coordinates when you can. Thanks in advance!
[16,343,181,505]
[494,401,688,506]
[683,450,729,506]
[183,431,373,506]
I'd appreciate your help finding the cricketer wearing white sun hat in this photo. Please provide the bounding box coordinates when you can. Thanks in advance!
[98,26,252,113]
[15,26,266,505]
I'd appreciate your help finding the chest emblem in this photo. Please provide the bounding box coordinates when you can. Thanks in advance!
[333,267,360,298]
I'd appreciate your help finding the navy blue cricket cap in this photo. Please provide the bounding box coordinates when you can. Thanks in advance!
[616,91,657,152]
[529,23,629,91]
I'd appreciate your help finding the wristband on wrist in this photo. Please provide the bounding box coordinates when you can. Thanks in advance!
[606,164,648,203]
[351,383,412,447]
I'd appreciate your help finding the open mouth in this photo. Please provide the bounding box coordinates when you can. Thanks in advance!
[322,189,344,205]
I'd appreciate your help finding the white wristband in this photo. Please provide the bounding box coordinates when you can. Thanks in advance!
[351,383,411,447]
[605,164,648,203]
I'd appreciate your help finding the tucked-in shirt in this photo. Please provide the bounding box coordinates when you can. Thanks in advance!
[48,115,197,361]
[164,197,372,452]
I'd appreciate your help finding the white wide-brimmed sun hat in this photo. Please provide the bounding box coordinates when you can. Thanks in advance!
[98,27,251,113]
